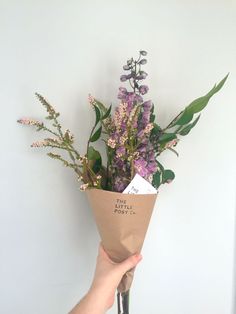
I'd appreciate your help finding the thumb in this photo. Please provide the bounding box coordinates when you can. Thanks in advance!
[118,253,142,274]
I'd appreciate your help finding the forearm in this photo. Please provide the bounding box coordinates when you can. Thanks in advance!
[69,290,106,314]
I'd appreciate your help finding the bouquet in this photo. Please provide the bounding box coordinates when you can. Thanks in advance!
[17,50,228,314]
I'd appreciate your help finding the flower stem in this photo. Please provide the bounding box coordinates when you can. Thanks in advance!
[121,290,130,314]
[117,292,121,314]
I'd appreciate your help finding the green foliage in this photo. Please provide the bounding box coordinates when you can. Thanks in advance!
[87,146,102,173]
[162,169,175,184]
[90,126,102,142]
[152,172,161,189]
[178,114,201,136]
[152,161,175,189]
[159,133,177,143]
[151,123,162,136]
[166,74,229,130]
[102,105,112,120]
[94,106,101,126]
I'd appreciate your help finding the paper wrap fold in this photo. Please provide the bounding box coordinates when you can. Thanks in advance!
[86,188,157,293]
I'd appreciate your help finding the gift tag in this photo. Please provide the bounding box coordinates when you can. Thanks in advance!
[122,174,157,194]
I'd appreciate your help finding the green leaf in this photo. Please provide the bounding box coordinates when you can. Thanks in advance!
[174,110,194,126]
[87,146,102,173]
[162,169,175,183]
[150,113,155,122]
[152,172,161,189]
[94,99,107,112]
[168,74,229,128]
[90,126,102,142]
[94,106,101,125]
[151,123,162,135]
[159,133,177,143]
[87,146,100,160]
[208,73,229,95]
[179,114,201,136]
[156,160,165,173]
[187,74,229,114]
[102,105,112,120]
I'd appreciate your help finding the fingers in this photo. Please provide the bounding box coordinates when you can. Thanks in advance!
[118,253,142,273]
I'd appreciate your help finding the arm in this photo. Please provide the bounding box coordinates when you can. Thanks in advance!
[69,244,142,314]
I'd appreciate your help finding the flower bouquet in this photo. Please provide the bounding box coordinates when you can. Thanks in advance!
[17,51,228,314]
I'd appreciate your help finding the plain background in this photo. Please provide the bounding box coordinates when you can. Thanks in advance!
[0,1,236,313]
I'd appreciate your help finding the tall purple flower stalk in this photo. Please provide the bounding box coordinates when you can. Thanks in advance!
[107,51,158,192]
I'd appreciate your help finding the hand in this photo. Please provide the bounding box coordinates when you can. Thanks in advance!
[69,244,142,314]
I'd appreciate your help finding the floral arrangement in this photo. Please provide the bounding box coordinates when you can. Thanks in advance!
[17,51,228,314]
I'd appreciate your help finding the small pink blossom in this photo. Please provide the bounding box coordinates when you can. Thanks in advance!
[17,118,43,126]
[107,138,116,148]
[165,139,179,149]
[31,140,48,147]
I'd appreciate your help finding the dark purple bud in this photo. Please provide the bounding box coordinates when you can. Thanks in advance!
[140,50,147,56]
[123,65,130,70]
[139,85,149,95]
[120,75,127,82]
[136,75,146,80]
[140,71,148,79]
[126,73,133,79]
[139,59,147,65]
[143,100,152,111]
[119,87,127,93]
[127,58,133,66]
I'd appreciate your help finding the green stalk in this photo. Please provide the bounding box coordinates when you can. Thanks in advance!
[121,290,130,314]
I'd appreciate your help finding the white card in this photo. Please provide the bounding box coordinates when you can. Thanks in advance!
[122,174,157,194]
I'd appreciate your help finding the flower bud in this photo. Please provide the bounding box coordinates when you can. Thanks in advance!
[140,50,147,56]
[139,85,149,95]
[123,65,130,70]
[120,75,127,82]
[139,59,147,65]
[127,58,133,66]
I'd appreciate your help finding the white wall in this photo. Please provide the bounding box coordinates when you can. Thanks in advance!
[0,1,235,313]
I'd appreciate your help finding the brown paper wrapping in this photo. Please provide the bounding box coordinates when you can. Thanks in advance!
[86,188,157,293]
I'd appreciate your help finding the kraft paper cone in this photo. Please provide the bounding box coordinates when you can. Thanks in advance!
[86,188,157,293]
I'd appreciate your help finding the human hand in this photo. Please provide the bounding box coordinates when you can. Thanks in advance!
[88,244,142,311]
[69,244,142,314]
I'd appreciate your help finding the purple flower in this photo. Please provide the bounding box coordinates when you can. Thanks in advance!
[120,75,127,82]
[125,73,133,80]
[143,100,152,111]
[137,145,147,153]
[114,177,127,192]
[123,65,130,70]
[119,87,127,93]
[147,161,158,173]
[117,87,127,100]
[116,146,126,157]
[134,158,149,177]
[139,59,147,65]
[140,71,148,79]
[139,85,149,95]
[140,50,147,56]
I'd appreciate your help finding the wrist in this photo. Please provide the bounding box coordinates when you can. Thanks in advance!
[85,288,107,313]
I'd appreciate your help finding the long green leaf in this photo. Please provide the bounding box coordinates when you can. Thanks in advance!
[90,126,102,142]
[87,146,102,173]
[102,105,112,120]
[187,73,229,114]
[159,133,177,143]
[152,172,161,189]
[94,106,101,125]
[179,114,201,136]
[168,74,229,128]
[174,110,193,126]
